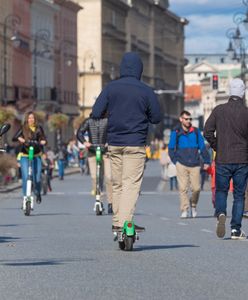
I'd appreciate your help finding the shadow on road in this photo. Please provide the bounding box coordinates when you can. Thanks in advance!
[1,257,94,267]
[0,236,20,243]
[31,213,72,217]
[134,244,199,251]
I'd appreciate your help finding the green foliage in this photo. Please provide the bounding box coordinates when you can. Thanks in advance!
[48,113,69,131]
[34,111,46,124]
[0,106,16,124]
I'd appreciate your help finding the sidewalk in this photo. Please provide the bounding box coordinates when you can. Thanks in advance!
[0,167,80,193]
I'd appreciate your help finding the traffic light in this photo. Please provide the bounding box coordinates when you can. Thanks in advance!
[212,74,218,90]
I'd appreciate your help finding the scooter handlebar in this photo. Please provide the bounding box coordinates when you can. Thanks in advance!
[25,140,40,147]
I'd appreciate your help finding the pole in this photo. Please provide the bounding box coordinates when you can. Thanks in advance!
[33,37,37,100]
[3,23,7,106]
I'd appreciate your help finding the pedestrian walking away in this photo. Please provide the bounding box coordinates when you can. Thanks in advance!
[204,78,248,240]
[92,52,162,234]
[168,110,210,218]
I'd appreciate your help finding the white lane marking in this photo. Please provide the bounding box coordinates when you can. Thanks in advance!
[49,192,65,195]
[177,222,188,226]
[77,192,92,195]
[201,229,213,233]
[141,191,179,195]
[50,192,92,195]
[160,217,170,221]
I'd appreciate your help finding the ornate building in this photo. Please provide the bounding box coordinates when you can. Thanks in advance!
[75,0,187,135]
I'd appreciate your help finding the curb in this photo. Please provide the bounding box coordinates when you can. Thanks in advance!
[0,169,80,194]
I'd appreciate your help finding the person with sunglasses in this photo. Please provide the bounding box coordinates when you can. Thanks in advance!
[168,110,210,218]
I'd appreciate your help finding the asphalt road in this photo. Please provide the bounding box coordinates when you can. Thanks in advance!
[0,161,248,300]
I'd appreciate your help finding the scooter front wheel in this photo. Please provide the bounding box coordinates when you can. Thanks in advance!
[118,241,125,250]
[95,204,102,216]
[24,201,31,216]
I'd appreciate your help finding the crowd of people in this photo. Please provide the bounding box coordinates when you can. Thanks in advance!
[0,53,247,242]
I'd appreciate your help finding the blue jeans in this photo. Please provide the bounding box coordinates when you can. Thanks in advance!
[58,159,65,178]
[215,163,248,230]
[20,156,42,196]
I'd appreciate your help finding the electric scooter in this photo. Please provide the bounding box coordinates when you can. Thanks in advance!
[23,142,35,216]
[113,221,144,251]
[93,145,105,216]
[23,140,41,216]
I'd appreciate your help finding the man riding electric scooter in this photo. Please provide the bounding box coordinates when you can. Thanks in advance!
[92,52,161,250]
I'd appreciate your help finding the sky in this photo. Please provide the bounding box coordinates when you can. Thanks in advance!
[170,0,246,54]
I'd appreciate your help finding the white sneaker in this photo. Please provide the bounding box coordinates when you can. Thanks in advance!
[180,211,188,218]
[192,207,197,218]
[231,229,246,240]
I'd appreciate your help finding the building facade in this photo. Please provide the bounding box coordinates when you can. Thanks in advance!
[184,53,247,124]
[76,0,187,136]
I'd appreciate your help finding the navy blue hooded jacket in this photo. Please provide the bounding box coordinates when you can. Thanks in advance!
[92,52,162,146]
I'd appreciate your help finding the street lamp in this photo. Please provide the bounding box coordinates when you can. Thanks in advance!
[226,0,248,80]
[226,26,247,80]
[32,29,51,101]
[56,40,75,110]
[3,14,21,106]
[80,50,96,117]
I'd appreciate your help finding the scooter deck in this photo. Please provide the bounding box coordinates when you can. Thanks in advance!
[112,227,145,233]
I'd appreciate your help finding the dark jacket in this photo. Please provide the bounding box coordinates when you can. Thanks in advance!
[168,126,210,167]
[13,125,46,155]
[92,52,162,146]
[204,97,248,164]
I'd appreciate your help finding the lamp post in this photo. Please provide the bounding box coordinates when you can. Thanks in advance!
[57,40,75,111]
[3,14,21,106]
[226,0,248,80]
[80,50,96,117]
[32,29,51,102]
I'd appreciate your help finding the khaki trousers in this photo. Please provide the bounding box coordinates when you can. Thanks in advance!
[176,162,201,212]
[108,146,146,227]
[88,155,113,203]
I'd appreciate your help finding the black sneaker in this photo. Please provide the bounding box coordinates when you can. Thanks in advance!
[112,225,122,232]
[216,213,226,238]
[108,204,113,214]
[134,224,145,232]
[231,229,246,240]
[36,194,42,204]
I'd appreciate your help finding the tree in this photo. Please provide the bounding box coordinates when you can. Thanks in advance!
[47,113,69,148]
[34,111,46,124]
[0,106,17,124]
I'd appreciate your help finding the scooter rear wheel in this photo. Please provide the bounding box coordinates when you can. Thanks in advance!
[25,202,31,216]
[124,236,134,251]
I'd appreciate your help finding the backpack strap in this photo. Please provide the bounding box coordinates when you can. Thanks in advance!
[192,127,199,148]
